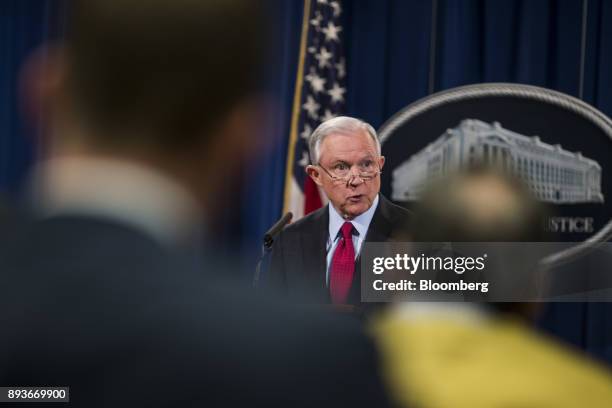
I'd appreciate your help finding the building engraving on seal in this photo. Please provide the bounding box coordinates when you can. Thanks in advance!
[392,119,604,204]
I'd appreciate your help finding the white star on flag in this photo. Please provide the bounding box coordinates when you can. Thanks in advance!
[300,124,313,140]
[321,109,336,122]
[328,82,346,103]
[335,58,346,79]
[304,67,316,83]
[315,47,333,68]
[322,21,341,42]
[302,95,320,119]
[309,74,326,93]
[330,1,342,17]
[310,11,322,29]
[298,151,310,168]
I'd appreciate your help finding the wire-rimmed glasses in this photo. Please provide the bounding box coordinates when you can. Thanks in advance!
[316,160,382,184]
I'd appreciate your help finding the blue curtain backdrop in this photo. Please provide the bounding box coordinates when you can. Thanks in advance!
[1,0,610,363]
[0,0,60,195]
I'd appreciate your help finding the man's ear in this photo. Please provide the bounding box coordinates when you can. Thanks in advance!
[379,155,385,170]
[19,44,67,145]
[216,95,275,161]
[306,164,323,186]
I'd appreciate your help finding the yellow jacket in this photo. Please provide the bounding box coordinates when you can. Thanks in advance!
[373,307,612,408]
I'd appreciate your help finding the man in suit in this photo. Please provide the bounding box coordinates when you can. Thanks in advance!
[0,1,390,406]
[269,116,411,306]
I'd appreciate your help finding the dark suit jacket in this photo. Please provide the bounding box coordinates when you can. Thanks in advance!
[0,215,390,407]
[269,194,412,306]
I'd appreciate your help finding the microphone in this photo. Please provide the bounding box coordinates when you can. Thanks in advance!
[263,212,293,249]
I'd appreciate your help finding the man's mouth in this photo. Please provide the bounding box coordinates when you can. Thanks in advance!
[347,194,363,203]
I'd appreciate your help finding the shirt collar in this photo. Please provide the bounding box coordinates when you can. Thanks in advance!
[328,194,379,240]
[28,156,203,247]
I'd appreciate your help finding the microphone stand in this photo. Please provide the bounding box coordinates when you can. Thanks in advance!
[253,212,293,288]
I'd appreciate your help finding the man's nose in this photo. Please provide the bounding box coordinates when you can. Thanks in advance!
[347,170,365,187]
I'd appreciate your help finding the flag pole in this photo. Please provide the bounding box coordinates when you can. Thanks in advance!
[282,0,312,214]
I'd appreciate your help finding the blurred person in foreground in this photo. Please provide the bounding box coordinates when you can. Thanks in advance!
[372,166,612,408]
[269,116,412,308]
[0,1,390,407]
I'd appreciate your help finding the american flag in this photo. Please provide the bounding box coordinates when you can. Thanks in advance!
[283,0,346,220]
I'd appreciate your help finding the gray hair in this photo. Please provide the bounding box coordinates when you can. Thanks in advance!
[308,116,381,164]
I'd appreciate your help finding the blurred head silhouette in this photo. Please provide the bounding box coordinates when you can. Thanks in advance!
[410,165,549,316]
[24,0,269,217]
[412,165,547,242]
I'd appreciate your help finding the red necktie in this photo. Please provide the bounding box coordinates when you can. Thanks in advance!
[330,221,356,304]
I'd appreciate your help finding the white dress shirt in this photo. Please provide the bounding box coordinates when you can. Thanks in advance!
[325,194,379,285]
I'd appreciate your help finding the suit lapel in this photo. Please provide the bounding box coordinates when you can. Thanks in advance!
[364,195,395,244]
[300,206,329,290]
[349,196,396,305]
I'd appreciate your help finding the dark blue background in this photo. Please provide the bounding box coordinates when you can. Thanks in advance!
[1,0,611,363]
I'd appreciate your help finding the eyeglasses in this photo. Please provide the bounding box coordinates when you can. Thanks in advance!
[317,160,382,183]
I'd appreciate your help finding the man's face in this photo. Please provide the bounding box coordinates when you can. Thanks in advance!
[307,130,384,219]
